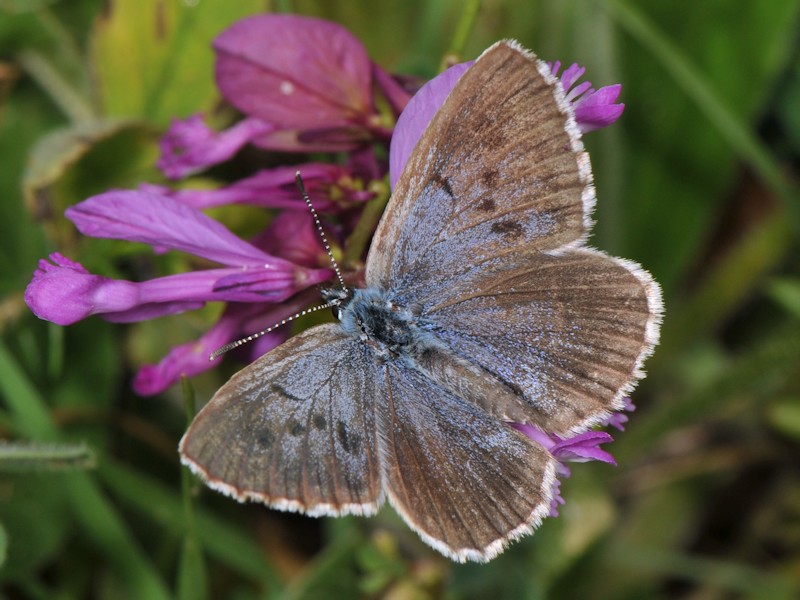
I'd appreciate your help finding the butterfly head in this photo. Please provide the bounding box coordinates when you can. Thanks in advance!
[321,287,353,320]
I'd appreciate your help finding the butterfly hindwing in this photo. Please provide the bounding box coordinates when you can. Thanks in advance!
[418,248,661,435]
[379,360,557,562]
[180,324,384,516]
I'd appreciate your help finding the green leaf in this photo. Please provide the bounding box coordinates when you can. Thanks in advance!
[0,341,171,599]
[0,474,70,582]
[766,397,800,441]
[0,520,6,568]
[767,277,800,319]
[177,376,208,600]
[0,441,96,471]
[600,0,800,291]
[22,119,158,243]
[99,459,284,595]
[91,0,268,124]
[279,531,362,600]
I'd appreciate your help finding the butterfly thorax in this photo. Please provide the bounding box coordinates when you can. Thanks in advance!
[328,287,433,361]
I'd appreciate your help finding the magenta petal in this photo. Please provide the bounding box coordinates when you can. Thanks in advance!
[24,253,207,325]
[103,302,205,323]
[65,190,277,266]
[252,211,328,268]
[512,422,617,465]
[372,63,412,116]
[604,397,636,431]
[549,475,567,517]
[157,115,273,180]
[551,432,617,465]
[132,310,245,396]
[214,14,373,130]
[25,253,132,325]
[558,63,587,94]
[389,62,472,188]
[212,265,331,302]
[132,301,297,396]
[161,163,357,212]
[510,422,556,451]
[574,84,624,133]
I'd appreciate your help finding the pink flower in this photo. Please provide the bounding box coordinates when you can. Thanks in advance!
[158,14,411,179]
[25,190,332,394]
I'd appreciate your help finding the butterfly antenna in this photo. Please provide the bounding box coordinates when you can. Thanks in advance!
[209,173,347,361]
[209,301,337,361]
[295,171,348,292]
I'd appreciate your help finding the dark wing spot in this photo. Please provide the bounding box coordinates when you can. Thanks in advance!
[485,130,507,150]
[477,198,496,213]
[481,169,499,189]
[257,428,275,448]
[336,420,361,454]
[434,174,456,200]
[288,420,305,436]
[491,219,524,240]
[313,414,327,430]
[271,383,303,402]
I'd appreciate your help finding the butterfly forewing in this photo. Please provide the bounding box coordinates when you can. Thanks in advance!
[366,40,592,293]
[180,324,384,516]
[379,360,557,562]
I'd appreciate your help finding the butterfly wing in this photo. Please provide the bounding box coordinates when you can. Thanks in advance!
[366,41,661,435]
[379,360,557,562]
[366,40,593,293]
[180,324,384,516]
[420,248,661,435]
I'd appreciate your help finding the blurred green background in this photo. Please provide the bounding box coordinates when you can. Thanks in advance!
[2,0,800,598]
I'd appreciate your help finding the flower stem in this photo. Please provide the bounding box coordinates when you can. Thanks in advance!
[441,0,482,70]
[0,441,96,471]
[342,179,390,269]
[601,0,800,231]
[17,50,95,124]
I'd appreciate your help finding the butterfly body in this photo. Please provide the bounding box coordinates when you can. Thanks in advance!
[334,286,434,361]
[332,285,535,424]
[180,40,663,562]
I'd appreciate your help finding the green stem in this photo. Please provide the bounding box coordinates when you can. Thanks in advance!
[47,321,63,381]
[143,5,198,121]
[180,376,198,531]
[342,180,390,270]
[601,0,800,230]
[178,377,208,600]
[17,50,95,124]
[441,0,482,69]
[656,211,793,362]
[35,8,86,83]
[0,441,95,471]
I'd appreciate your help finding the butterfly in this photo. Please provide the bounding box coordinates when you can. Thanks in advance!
[179,40,662,562]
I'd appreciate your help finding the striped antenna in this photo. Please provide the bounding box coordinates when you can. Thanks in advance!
[208,171,347,361]
[295,171,348,292]
[209,301,336,361]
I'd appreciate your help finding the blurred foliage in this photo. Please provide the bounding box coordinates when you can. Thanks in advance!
[1,0,800,598]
